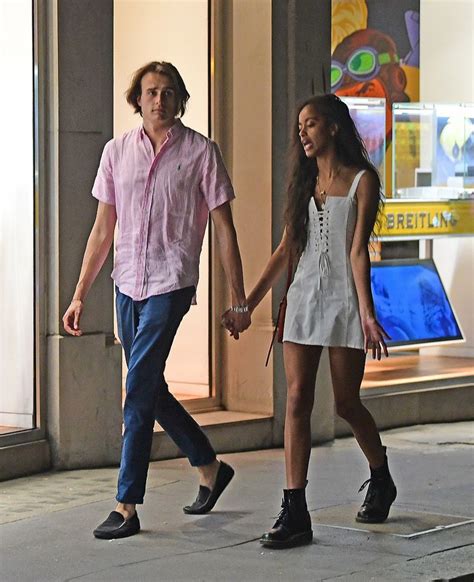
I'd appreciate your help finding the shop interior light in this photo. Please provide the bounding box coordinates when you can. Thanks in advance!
[346,97,384,108]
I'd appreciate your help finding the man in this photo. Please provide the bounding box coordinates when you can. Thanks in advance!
[63,61,250,539]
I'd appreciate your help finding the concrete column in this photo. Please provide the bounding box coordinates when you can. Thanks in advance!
[271,0,334,444]
[46,0,122,469]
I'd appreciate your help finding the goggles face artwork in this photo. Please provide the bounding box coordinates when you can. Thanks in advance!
[331,46,400,91]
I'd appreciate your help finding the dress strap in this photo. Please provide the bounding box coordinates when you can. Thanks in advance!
[348,169,366,200]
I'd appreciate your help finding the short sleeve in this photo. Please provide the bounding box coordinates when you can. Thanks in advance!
[200,141,235,211]
[92,139,116,206]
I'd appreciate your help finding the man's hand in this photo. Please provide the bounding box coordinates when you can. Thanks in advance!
[221,309,251,340]
[211,203,251,340]
[63,299,84,336]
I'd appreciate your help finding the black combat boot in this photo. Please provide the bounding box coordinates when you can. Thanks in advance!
[260,488,313,548]
[356,446,397,523]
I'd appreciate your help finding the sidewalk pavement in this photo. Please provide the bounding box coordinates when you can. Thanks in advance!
[1,421,473,582]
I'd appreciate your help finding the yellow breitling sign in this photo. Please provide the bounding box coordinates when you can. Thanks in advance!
[379,200,474,237]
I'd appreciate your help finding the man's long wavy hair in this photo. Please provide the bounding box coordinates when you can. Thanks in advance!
[284,94,383,255]
[125,61,190,117]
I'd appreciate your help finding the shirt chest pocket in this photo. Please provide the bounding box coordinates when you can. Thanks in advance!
[116,165,149,201]
[161,164,194,243]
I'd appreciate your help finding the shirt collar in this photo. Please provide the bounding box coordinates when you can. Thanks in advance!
[139,118,185,140]
[167,118,185,137]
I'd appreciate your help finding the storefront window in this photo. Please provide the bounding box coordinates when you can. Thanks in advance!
[114,0,212,412]
[0,0,35,433]
[362,99,474,391]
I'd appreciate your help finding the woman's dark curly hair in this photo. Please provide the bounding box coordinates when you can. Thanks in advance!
[284,94,383,254]
[125,61,190,118]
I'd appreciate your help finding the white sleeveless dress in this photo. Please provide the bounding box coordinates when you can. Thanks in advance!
[283,170,366,349]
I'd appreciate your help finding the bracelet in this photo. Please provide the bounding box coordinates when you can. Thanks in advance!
[230,304,249,313]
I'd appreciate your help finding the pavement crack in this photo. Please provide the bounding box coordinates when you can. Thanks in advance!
[319,555,390,582]
[63,537,262,581]
[318,544,474,580]
[436,441,473,446]
[321,570,361,581]
[406,542,474,562]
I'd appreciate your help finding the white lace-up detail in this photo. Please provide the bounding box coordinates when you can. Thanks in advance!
[314,209,330,290]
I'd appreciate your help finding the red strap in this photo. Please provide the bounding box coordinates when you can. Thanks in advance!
[285,257,293,292]
[265,257,293,367]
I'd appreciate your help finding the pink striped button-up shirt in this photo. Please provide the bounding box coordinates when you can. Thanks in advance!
[92,120,235,302]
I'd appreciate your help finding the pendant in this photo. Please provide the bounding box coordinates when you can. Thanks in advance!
[320,189,327,208]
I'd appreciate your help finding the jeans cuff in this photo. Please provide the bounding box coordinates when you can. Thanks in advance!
[116,495,144,505]
[189,453,217,468]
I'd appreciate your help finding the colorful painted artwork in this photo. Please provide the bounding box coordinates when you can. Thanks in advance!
[331,0,420,195]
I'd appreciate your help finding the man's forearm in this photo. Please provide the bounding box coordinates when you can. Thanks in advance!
[73,227,114,302]
[216,224,247,306]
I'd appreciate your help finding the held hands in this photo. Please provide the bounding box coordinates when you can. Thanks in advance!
[362,314,390,360]
[62,299,84,336]
[221,307,251,340]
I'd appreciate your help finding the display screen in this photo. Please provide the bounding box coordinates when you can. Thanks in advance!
[370,259,463,347]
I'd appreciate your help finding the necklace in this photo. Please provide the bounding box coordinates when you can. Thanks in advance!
[315,169,339,207]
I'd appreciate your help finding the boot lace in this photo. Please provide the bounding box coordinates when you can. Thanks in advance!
[358,478,376,503]
[274,498,290,527]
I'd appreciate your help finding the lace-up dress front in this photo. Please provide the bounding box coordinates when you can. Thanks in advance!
[283,170,366,349]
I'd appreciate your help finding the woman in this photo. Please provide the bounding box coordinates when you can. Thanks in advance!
[226,94,396,549]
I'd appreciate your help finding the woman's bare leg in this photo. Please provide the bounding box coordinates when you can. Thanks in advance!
[260,343,324,548]
[328,347,385,468]
[283,342,323,488]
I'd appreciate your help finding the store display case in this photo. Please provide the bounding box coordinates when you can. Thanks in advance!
[378,103,474,239]
[341,96,386,185]
[392,102,474,200]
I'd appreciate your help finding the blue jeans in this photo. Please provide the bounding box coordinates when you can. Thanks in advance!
[115,286,216,504]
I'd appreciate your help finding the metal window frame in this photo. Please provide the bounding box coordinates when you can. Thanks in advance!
[178,0,223,415]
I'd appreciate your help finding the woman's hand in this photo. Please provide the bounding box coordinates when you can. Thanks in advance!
[361,315,390,360]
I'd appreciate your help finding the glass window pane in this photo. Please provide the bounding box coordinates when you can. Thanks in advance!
[0,0,35,433]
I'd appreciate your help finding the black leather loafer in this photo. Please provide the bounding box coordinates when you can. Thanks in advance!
[183,461,235,514]
[93,511,140,539]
